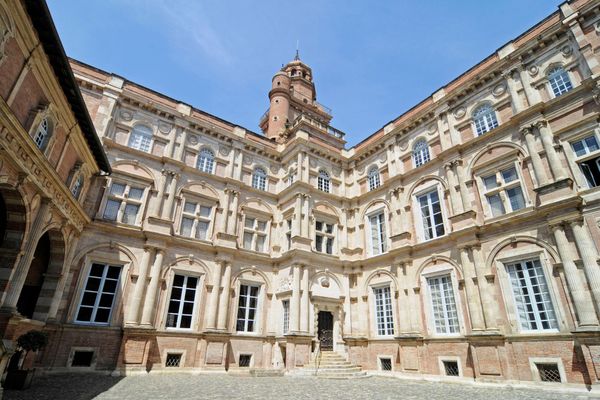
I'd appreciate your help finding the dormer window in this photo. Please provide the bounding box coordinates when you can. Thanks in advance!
[318,170,331,193]
[472,104,498,136]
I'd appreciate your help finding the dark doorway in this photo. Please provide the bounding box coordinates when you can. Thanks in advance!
[17,232,50,318]
[318,311,333,351]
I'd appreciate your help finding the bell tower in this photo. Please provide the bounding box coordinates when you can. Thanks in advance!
[260,52,333,140]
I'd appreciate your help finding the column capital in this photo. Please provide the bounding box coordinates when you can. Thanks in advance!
[519,125,533,136]
[534,119,549,130]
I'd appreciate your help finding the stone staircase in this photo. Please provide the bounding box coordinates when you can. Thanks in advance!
[293,351,368,379]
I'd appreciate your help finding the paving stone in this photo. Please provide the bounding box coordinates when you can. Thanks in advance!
[3,373,595,400]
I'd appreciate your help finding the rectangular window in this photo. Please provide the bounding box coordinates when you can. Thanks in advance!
[282,299,290,334]
[315,220,335,255]
[179,201,212,240]
[166,274,198,329]
[506,259,558,331]
[571,135,600,188]
[373,286,394,336]
[417,189,445,240]
[102,182,145,225]
[128,131,152,152]
[369,212,387,255]
[427,274,460,334]
[243,217,268,252]
[481,165,526,218]
[236,284,260,332]
[75,263,122,325]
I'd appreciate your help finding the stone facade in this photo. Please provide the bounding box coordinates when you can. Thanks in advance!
[0,0,110,382]
[4,0,600,393]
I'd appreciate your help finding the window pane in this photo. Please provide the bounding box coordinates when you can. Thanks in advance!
[110,183,126,196]
[572,140,586,157]
[257,221,267,232]
[122,204,140,224]
[255,235,266,252]
[245,218,255,229]
[243,232,253,249]
[487,194,505,217]
[199,206,211,218]
[506,186,525,211]
[184,201,196,214]
[128,187,144,200]
[585,136,599,152]
[103,200,120,221]
[483,175,497,190]
[181,217,194,237]
[501,167,518,183]
[197,221,210,240]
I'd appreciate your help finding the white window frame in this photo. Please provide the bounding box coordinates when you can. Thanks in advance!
[252,167,268,191]
[236,283,261,333]
[74,262,122,326]
[196,148,215,174]
[423,269,462,336]
[101,180,147,226]
[242,215,269,253]
[165,274,200,330]
[71,174,84,199]
[367,166,381,191]
[314,219,336,255]
[33,118,50,150]
[547,66,573,98]
[478,161,528,219]
[569,132,600,189]
[415,186,446,242]
[128,125,153,153]
[282,299,290,334]
[317,170,331,193]
[372,285,394,337]
[413,139,430,168]
[472,104,499,136]
[178,199,213,241]
[367,209,387,256]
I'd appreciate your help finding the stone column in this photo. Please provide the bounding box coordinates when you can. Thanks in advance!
[386,144,396,177]
[301,194,310,238]
[300,266,310,333]
[302,152,309,182]
[126,246,154,325]
[360,295,370,336]
[471,245,498,330]
[446,110,461,146]
[536,120,567,181]
[296,152,303,182]
[397,263,411,334]
[150,169,167,217]
[571,220,600,315]
[290,265,301,332]
[444,162,462,215]
[459,247,485,331]
[216,189,231,234]
[552,224,599,327]
[564,17,599,77]
[161,171,179,220]
[140,249,165,326]
[46,233,80,321]
[292,195,302,238]
[205,261,223,330]
[436,112,452,151]
[343,273,352,336]
[521,127,549,186]
[226,190,239,235]
[518,64,541,106]
[503,69,523,113]
[217,261,232,330]
[455,160,471,211]
[2,199,51,310]
[175,129,188,162]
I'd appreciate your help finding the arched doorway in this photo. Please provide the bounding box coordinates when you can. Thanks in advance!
[0,185,27,297]
[16,229,64,320]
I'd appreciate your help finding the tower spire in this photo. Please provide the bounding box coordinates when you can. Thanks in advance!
[295,40,300,60]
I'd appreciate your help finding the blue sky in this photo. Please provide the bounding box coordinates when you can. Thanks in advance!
[48,0,561,146]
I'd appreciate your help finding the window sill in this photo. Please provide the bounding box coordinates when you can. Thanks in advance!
[483,205,533,224]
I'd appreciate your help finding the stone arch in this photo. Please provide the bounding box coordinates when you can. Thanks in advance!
[111,160,156,185]
[178,180,220,201]
[362,268,398,294]
[360,199,391,222]
[312,201,340,220]
[72,242,138,273]
[310,269,343,299]
[485,235,560,271]
[467,141,527,176]
[238,197,274,215]
[406,175,448,199]
[414,255,464,287]
[161,256,211,282]
[232,267,272,293]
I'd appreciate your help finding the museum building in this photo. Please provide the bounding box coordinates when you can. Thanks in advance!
[3,0,600,391]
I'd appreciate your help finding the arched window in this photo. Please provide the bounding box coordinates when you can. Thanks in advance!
[547,66,573,97]
[33,118,50,150]
[252,167,267,191]
[367,166,381,191]
[128,125,153,152]
[412,139,430,168]
[71,174,84,199]
[317,170,331,193]
[472,104,498,136]
[196,148,215,174]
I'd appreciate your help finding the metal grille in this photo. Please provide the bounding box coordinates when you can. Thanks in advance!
[239,354,252,367]
[538,363,561,382]
[380,357,392,371]
[443,361,459,376]
[165,353,182,367]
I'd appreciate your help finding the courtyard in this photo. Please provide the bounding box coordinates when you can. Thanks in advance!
[4,374,595,400]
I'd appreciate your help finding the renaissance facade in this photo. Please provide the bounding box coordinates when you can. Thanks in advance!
[4,0,600,392]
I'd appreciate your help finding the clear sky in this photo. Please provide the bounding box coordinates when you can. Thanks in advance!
[47,0,562,146]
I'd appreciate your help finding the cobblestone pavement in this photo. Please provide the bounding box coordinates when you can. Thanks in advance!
[4,373,596,400]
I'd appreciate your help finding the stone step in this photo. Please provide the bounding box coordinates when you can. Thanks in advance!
[298,367,363,374]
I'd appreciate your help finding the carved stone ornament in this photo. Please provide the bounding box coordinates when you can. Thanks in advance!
[158,121,172,134]
[527,64,539,77]
[309,158,318,168]
[492,83,507,97]
[320,276,330,288]
[561,44,572,57]
[243,156,253,166]
[270,164,280,174]
[399,140,409,151]
[378,151,388,162]
[119,110,133,121]
[427,123,437,135]
[278,276,293,292]
[187,134,198,145]
[453,107,466,119]
[219,146,231,156]
[333,167,342,176]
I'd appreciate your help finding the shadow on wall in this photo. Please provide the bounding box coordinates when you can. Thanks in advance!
[4,373,123,400]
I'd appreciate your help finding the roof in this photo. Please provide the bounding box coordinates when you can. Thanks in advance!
[23,0,111,173]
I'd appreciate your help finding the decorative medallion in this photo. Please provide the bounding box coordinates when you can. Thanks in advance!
[453,107,466,119]
[187,134,198,145]
[119,110,133,121]
[320,276,330,288]
[527,65,539,77]
[427,123,438,135]
[492,83,507,97]
[218,146,231,156]
[561,44,572,57]
[158,121,172,134]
